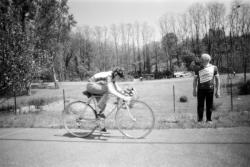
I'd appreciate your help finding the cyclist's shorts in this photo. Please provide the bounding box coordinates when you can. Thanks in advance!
[87,82,108,95]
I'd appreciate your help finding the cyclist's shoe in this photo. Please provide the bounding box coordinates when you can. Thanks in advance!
[100,128,107,132]
[97,113,106,119]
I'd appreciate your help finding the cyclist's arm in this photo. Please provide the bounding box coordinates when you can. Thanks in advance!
[88,76,95,82]
[107,77,131,101]
[114,82,123,93]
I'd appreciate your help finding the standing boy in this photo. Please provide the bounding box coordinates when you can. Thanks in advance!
[193,54,220,123]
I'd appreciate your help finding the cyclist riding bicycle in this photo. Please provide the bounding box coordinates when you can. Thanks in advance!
[63,67,154,138]
[86,67,132,126]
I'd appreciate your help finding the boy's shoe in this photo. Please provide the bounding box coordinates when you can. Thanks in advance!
[197,121,204,127]
[206,120,213,125]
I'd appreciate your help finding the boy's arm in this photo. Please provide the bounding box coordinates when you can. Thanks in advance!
[214,66,220,98]
[193,76,198,97]
[215,75,220,98]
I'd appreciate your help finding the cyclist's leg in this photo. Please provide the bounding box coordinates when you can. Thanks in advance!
[97,93,108,113]
[86,82,108,132]
[86,82,108,113]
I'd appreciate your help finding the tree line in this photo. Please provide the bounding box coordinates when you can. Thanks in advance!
[59,0,250,81]
[0,0,250,96]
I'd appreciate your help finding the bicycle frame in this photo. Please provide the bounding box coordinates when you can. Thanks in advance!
[63,90,154,139]
[85,94,133,120]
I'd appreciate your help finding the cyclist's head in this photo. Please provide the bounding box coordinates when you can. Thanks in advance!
[112,67,125,79]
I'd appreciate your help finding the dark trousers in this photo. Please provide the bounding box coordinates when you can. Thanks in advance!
[197,89,214,122]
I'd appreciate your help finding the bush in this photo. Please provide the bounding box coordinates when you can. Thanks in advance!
[28,98,46,108]
[0,97,60,114]
[238,80,250,95]
[180,96,188,103]
[0,105,16,113]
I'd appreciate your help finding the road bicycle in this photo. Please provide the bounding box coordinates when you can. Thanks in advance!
[62,88,155,139]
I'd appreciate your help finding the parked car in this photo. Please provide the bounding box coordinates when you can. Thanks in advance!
[173,71,193,78]
[173,72,185,78]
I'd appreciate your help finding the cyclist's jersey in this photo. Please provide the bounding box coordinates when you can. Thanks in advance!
[87,71,129,101]
[194,64,219,90]
[88,71,113,83]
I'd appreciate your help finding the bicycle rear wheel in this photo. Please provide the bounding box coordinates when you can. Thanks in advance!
[115,100,155,139]
[63,101,98,137]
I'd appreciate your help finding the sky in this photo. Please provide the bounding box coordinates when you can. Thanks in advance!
[68,0,233,40]
[68,0,233,27]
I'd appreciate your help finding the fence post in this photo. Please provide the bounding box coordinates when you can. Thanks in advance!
[14,90,17,114]
[173,85,175,113]
[63,89,65,110]
[230,77,233,111]
[228,72,234,112]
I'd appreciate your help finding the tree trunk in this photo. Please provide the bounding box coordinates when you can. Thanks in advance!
[26,82,31,96]
[244,56,247,84]
[52,66,59,89]
[155,50,158,74]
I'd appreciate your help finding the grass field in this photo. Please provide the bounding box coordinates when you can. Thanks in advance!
[0,74,250,129]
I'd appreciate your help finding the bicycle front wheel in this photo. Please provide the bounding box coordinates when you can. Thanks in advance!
[63,101,98,138]
[115,100,155,139]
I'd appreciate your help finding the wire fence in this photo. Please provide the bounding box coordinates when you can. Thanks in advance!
[0,74,249,115]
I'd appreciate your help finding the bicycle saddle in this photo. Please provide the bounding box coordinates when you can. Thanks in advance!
[82,90,99,98]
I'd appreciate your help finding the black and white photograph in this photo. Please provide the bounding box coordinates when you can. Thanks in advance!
[0,0,250,166]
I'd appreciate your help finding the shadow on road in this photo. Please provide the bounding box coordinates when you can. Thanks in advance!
[61,132,125,141]
[62,133,106,141]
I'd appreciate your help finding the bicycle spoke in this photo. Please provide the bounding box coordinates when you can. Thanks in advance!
[63,101,97,137]
[115,100,155,139]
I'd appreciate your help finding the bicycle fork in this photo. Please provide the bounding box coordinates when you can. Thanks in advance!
[125,103,136,122]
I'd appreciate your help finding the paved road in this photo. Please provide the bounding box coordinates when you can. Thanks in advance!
[0,127,250,167]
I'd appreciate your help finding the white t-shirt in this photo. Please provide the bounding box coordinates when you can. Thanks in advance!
[89,71,113,83]
[194,64,219,90]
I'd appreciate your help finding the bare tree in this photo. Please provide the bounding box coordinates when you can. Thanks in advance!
[237,1,250,83]
[134,22,142,75]
[151,41,161,75]
[176,14,189,44]
[82,26,93,71]
[228,0,241,72]
[188,3,205,56]
[125,23,133,70]
[206,2,226,66]
[102,26,109,71]
[131,23,137,73]
[93,26,110,71]
[159,14,171,70]
[159,14,171,37]
[110,24,120,66]
[141,22,154,73]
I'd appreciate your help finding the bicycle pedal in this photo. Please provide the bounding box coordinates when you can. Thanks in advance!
[76,123,81,128]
